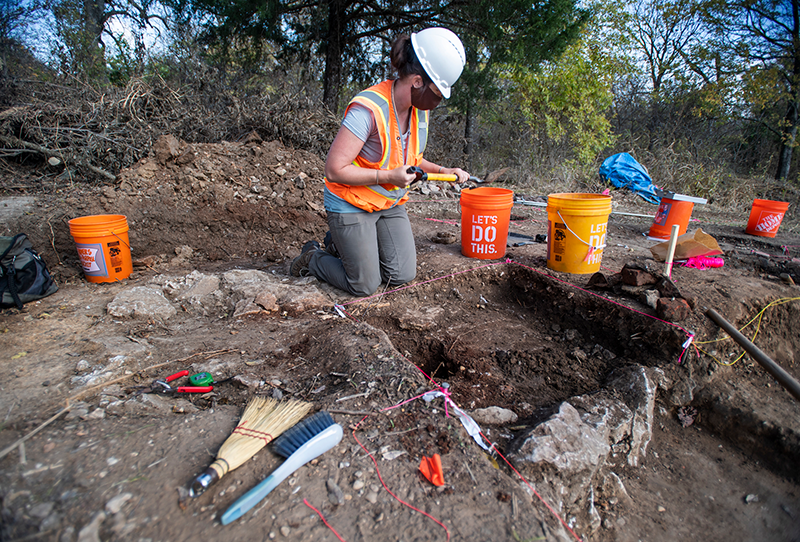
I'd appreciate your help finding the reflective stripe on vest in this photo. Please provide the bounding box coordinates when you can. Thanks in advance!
[325,80,429,213]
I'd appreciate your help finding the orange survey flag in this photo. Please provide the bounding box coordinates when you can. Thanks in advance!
[419,454,445,486]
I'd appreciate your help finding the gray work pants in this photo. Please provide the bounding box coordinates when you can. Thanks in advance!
[308,205,416,297]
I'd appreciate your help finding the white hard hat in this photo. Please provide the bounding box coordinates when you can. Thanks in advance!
[411,27,466,99]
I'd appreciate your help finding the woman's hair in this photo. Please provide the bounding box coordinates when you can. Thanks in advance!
[390,34,431,83]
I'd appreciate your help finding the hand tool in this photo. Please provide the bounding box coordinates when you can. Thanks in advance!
[132,370,214,395]
[189,398,313,498]
[220,411,343,524]
[407,166,505,185]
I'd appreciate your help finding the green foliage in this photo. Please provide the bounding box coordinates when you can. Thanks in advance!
[106,37,136,85]
[510,0,628,168]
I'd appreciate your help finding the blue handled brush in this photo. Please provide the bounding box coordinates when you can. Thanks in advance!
[220,411,344,525]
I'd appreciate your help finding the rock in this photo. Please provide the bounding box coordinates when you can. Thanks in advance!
[396,306,444,331]
[656,297,691,322]
[353,479,365,491]
[132,255,158,268]
[668,377,696,407]
[177,273,220,303]
[508,402,612,506]
[280,526,291,536]
[119,393,173,417]
[105,493,132,514]
[222,269,329,316]
[655,276,682,298]
[365,491,378,504]
[432,231,458,244]
[153,134,182,165]
[76,511,106,542]
[107,286,177,320]
[65,402,90,420]
[233,298,265,318]
[509,364,656,509]
[607,366,657,467]
[621,266,657,286]
[255,291,279,312]
[586,272,611,290]
[82,408,106,420]
[327,479,344,505]
[641,289,660,309]
[29,502,54,518]
[40,511,61,531]
[470,406,518,425]
[745,494,759,504]
[172,245,193,262]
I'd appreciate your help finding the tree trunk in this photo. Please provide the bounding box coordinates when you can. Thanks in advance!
[82,0,107,81]
[464,99,473,171]
[775,100,798,182]
[323,0,346,114]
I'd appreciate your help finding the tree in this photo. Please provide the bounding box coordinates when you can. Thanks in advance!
[699,0,800,182]
[47,0,168,82]
[176,0,588,117]
[0,0,45,79]
[629,0,704,94]
[510,0,629,167]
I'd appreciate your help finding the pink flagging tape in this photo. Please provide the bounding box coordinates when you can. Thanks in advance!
[304,499,346,541]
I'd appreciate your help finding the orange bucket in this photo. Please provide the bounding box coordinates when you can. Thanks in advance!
[745,199,789,237]
[547,193,612,274]
[648,198,695,240]
[68,214,132,283]
[460,187,514,259]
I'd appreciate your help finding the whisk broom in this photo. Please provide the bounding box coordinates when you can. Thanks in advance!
[189,396,312,497]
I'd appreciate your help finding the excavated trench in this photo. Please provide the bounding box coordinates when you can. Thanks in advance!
[354,264,686,419]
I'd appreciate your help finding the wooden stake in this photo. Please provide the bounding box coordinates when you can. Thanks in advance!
[665,224,680,278]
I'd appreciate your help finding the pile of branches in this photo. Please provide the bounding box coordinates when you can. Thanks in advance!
[0,72,339,186]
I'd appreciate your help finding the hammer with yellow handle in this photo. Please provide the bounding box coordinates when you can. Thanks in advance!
[407,166,491,184]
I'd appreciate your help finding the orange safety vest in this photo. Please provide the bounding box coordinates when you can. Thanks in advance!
[325,80,430,212]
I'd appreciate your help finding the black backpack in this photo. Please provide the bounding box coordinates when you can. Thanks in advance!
[0,234,59,310]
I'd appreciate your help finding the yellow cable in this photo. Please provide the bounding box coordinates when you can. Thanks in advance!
[695,297,800,367]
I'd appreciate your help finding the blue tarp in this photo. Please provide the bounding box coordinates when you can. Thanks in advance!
[599,153,660,204]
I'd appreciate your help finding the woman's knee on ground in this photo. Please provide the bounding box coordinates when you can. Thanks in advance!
[347,274,383,297]
[387,267,416,287]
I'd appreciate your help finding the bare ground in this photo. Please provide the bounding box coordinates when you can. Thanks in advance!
[1,136,800,542]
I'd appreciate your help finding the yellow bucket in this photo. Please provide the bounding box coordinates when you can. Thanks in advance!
[547,193,612,274]
[68,214,132,283]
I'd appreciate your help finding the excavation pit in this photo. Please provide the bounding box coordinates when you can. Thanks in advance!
[351,264,686,416]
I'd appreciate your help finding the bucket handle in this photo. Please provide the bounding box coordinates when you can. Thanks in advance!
[110,230,131,250]
[557,210,606,262]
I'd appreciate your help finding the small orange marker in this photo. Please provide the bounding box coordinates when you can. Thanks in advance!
[419,454,445,486]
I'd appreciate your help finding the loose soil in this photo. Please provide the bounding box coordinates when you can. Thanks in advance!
[1,136,799,542]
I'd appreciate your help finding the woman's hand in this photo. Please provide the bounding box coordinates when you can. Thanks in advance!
[439,167,470,183]
[381,166,419,188]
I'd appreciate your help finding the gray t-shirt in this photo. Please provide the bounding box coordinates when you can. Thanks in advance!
[342,103,409,163]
